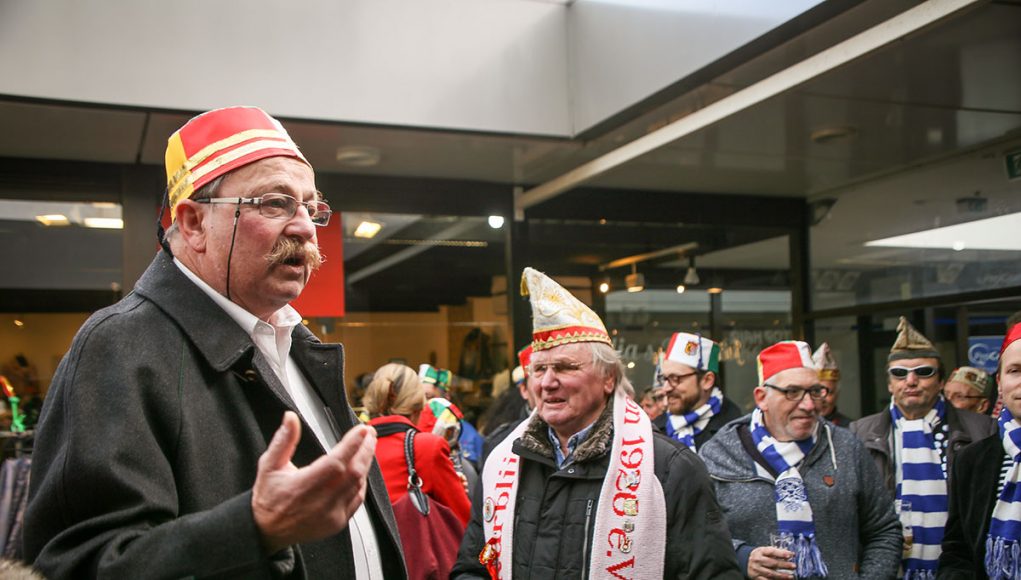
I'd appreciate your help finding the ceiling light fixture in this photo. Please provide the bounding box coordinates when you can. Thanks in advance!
[683,256,700,286]
[675,284,686,294]
[35,214,70,226]
[625,264,645,293]
[488,215,505,229]
[598,280,610,294]
[810,125,857,145]
[83,217,123,229]
[336,145,382,167]
[353,221,383,239]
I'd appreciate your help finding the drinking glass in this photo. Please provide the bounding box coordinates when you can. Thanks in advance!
[769,532,796,578]
[894,500,914,558]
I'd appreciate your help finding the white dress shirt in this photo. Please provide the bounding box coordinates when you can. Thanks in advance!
[175,259,384,579]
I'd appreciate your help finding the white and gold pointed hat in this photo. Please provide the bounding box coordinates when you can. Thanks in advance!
[520,267,612,352]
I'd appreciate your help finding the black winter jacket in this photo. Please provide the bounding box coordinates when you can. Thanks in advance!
[25,252,406,579]
[451,403,742,579]
[937,433,1004,579]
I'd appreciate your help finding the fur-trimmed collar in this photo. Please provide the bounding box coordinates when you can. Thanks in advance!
[517,397,615,463]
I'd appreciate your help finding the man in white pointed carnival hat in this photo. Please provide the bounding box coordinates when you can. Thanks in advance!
[652,332,742,451]
[940,322,1021,578]
[851,317,994,578]
[701,340,902,579]
[452,268,740,579]
[813,342,853,427]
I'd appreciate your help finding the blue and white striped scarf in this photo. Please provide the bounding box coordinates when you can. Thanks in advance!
[892,398,948,580]
[666,387,723,451]
[750,408,829,578]
[986,408,1021,580]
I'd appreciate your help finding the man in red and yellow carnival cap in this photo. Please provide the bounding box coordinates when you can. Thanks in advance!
[701,341,902,579]
[25,107,406,579]
[454,268,740,579]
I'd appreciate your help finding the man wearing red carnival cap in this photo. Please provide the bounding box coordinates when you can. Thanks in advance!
[452,268,740,579]
[701,341,901,579]
[25,107,405,579]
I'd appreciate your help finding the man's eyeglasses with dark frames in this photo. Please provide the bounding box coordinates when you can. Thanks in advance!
[764,383,830,402]
[657,372,698,387]
[196,192,332,226]
[888,365,938,379]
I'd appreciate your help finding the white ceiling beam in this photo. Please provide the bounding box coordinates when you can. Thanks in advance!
[518,0,985,211]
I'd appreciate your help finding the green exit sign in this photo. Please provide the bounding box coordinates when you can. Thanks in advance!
[1008,150,1021,181]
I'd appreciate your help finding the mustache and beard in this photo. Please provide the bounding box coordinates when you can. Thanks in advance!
[265,236,324,275]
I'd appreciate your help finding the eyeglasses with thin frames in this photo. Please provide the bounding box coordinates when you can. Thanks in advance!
[196,192,332,226]
[764,383,830,402]
[657,372,698,387]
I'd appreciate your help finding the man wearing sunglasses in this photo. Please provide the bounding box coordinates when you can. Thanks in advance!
[851,317,994,578]
[25,107,406,579]
[652,332,741,451]
[701,340,901,579]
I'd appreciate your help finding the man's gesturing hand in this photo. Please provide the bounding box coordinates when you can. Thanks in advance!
[252,411,377,554]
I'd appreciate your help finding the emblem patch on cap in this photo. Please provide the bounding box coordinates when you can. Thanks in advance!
[684,341,698,355]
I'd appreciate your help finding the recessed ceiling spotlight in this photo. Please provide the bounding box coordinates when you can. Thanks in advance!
[83,217,124,229]
[353,221,383,238]
[810,126,857,145]
[36,214,70,226]
[336,145,382,167]
[488,215,505,229]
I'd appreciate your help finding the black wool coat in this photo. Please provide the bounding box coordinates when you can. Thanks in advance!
[25,252,407,579]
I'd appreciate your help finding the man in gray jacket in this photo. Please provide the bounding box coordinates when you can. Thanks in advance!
[25,107,406,579]
[701,340,901,579]
[850,316,994,577]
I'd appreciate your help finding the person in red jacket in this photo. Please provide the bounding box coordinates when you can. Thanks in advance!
[363,363,471,526]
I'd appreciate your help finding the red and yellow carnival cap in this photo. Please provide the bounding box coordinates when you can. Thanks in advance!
[757,340,816,385]
[521,267,612,352]
[165,106,310,221]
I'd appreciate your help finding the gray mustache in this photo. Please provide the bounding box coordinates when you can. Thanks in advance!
[266,237,324,271]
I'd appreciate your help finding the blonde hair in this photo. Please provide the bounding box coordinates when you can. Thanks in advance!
[362,363,425,418]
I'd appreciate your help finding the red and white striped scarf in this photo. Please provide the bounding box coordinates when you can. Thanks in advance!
[478,390,666,579]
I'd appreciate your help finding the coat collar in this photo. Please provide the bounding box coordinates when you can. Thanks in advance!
[133,252,348,418]
[133,252,260,373]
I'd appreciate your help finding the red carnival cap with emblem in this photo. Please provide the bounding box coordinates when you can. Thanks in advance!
[757,340,817,385]
[164,106,310,221]
[1003,323,1021,355]
[520,267,612,351]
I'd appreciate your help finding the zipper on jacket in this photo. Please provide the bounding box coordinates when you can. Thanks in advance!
[581,498,594,580]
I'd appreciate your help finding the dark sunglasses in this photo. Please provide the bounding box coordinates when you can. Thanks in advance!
[888,365,938,379]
